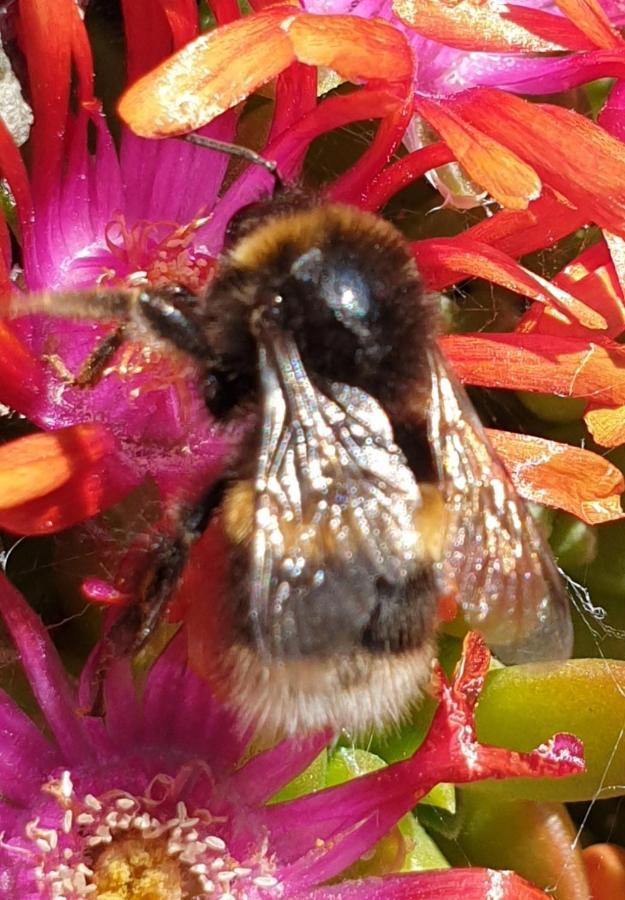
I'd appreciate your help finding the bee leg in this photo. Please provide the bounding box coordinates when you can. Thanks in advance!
[73,326,127,387]
[86,479,228,715]
[44,325,126,388]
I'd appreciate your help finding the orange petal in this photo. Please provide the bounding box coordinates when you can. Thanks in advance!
[0,425,112,510]
[286,14,412,84]
[521,239,625,340]
[413,96,541,210]
[394,0,578,52]
[553,0,624,48]
[413,237,606,329]
[584,404,625,447]
[440,333,625,405]
[0,471,122,535]
[583,844,625,898]
[487,429,624,524]
[0,425,132,535]
[448,90,625,236]
[119,8,412,138]
[0,322,43,416]
[119,7,297,136]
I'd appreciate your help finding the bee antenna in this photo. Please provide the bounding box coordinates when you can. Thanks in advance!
[179,134,284,190]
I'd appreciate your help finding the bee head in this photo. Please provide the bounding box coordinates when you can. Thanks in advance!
[219,201,438,411]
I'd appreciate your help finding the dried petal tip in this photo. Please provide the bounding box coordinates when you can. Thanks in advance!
[535,732,585,772]
[422,632,586,787]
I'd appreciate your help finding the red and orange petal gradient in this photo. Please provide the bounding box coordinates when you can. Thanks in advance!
[413,237,606,330]
[118,7,413,138]
[442,330,625,456]
[519,239,625,341]
[440,333,625,408]
[413,96,541,211]
[0,322,43,415]
[439,89,625,233]
[0,117,33,247]
[464,187,587,261]
[15,0,93,199]
[553,0,624,48]
[393,0,595,53]
[0,425,131,534]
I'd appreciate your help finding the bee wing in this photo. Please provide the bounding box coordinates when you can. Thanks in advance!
[248,331,429,659]
[426,346,573,663]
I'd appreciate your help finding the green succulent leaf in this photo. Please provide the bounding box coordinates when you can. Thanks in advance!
[471,659,625,802]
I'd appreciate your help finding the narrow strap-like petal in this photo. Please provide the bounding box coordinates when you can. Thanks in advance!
[0,575,93,762]
[301,868,549,899]
[231,732,331,806]
[0,690,60,804]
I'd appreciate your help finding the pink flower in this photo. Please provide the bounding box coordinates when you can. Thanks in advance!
[0,574,582,897]
[0,2,249,534]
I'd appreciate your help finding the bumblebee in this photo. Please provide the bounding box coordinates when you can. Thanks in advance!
[7,191,573,736]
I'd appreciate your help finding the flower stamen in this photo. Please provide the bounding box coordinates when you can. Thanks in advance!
[99,212,216,293]
[19,766,282,899]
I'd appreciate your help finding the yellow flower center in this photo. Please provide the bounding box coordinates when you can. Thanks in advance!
[92,838,183,900]
[20,768,282,898]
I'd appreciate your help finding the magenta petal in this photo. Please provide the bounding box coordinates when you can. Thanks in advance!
[0,692,61,804]
[231,731,331,805]
[25,109,124,292]
[8,313,232,504]
[76,649,140,754]
[0,576,93,762]
[303,869,548,899]
[265,754,427,883]
[102,660,142,747]
[473,48,625,94]
[120,111,236,229]
[280,814,392,888]
[141,633,249,769]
